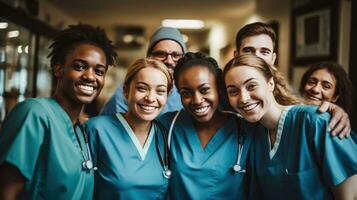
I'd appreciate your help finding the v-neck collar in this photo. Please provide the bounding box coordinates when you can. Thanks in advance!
[116,113,154,160]
[268,105,294,159]
[181,111,235,155]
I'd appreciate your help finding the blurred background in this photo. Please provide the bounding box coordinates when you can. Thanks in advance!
[0,0,355,128]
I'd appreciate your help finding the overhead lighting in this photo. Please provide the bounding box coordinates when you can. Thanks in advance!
[8,30,20,38]
[162,19,205,29]
[0,22,8,29]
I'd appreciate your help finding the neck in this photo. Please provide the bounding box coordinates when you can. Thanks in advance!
[123,112,152,145]
[52,93,83,126]
[193,111,227,148]
[260,100,285,144]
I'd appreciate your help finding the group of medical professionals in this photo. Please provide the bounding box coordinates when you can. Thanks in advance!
[0,21,356,200]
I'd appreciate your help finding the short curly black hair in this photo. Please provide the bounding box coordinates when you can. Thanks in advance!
[47,24,117,68]
[173,52,223,91]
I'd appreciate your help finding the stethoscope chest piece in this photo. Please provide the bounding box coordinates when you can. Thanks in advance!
[82,160,94,170]
[163,169,172,179]
[233,164,241,172]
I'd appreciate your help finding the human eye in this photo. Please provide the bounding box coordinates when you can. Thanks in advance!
[171,52,183,61]
[151,51,167,60]
[199,87,210,94]
[261,49,271,55]
[136,85,147,92]
[227,88,239,96]
[322,82,332,90]
[242,47,254,54]
[72,62,86,71]
[247,82,257,91]
[95,67,107,76]
[306,78,317,85]
[156,87,167,95]
[180,90,191,98]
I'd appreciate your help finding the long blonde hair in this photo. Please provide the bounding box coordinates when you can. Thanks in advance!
[123,58,173,93]
[223,54,301,105]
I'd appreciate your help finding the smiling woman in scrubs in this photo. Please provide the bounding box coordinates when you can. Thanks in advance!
[224,54,357,200]
[85,58,172,199]
[158,52,253,199]
[0,24,117,200]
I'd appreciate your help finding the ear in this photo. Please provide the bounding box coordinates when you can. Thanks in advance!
[331,95,339,103]
[272,52,277,65]
[123,86,129,99]
[268,77,275,92]
[54,64,64,78]
[233,50,238,57]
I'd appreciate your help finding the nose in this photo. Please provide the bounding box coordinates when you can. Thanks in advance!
[144,90,155,103]
[238,89,250,103]
[192,92,203,105]
[83,68,95,82]
[164,55,175,67]
[310,83,321,94]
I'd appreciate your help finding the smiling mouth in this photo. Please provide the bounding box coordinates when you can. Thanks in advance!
[77,84,95,95]
[306,95,322,101]
[138,104,158,112]
[191,105,210,115]
[240,103,259,112]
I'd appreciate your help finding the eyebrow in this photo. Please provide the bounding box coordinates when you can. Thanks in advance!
[73,59,106,67]
[137,82,167,88]
[226,78,255,88]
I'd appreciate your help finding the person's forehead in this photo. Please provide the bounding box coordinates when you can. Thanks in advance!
[240,34,274,50]
[152,40,183,53]
[311,69,336,83]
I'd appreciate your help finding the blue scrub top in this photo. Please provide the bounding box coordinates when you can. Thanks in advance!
[158,110,253,200]
[0,98,94,200]
[251,105,357,200]
[85,113,169,199]
[100,85,183,115]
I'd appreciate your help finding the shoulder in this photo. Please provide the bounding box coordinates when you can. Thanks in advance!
[287,105,331,123]
[85,114,117,129]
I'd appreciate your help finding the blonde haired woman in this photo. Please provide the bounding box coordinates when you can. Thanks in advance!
[86,58,172,199]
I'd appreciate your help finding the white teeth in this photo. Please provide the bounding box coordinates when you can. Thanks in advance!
[308,96,321,101]
[241,103,258,111]
[78,84,94,94]
[194,106,209,113]
[140,105,156,111]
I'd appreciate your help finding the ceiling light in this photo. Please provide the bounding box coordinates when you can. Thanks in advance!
[8,30,20,38]
[162,19,205,29]
[0,22,8,29]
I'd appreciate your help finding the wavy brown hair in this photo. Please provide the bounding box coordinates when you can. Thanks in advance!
[224,54,301,106]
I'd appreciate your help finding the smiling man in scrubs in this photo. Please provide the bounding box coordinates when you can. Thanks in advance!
[0,24,117,199]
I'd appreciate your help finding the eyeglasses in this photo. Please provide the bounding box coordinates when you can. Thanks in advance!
[151,51,183,62]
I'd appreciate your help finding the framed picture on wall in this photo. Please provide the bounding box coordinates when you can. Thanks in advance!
[291,1,339,65]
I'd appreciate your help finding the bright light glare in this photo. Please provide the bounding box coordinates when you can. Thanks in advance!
[8,30,20,38]
[162,19,205,29]
[17,45,23,54]
[0,22,8,29]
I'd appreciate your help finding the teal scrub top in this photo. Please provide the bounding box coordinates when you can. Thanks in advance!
[158,110,253,200]
[251,105,357,200]
[0,98,94,200]
[85,113,169,200]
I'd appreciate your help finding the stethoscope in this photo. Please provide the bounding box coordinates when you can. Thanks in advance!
[224,111,246,173]
[153,120,172,179]
[74,122,97,172]
[167,111,246,173]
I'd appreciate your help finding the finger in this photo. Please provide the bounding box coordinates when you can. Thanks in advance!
[331,121,344,137]
[317,101,330,113]
[328,111,342,133]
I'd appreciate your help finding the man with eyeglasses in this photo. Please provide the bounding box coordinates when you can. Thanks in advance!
[100,27,186,115]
